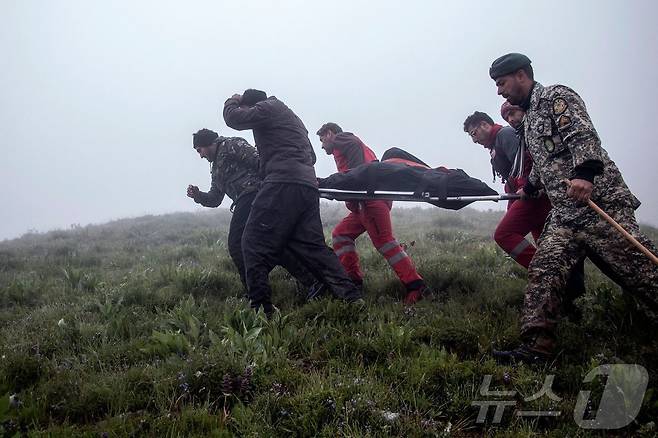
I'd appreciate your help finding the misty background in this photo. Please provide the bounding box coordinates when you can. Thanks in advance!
[2,0,657,241]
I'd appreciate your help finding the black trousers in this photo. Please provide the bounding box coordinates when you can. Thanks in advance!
[228,190,318,291]
[242,183,362,314]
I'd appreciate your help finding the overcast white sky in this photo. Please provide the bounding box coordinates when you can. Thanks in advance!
[2,0,657,240]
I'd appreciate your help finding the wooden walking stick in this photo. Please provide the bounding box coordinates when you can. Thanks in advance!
[563,179,658,266]
[586,199,658,265]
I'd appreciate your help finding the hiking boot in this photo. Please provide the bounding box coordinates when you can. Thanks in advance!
[403,285,433,305]
[492,344,552,365]
[404,290,422,305]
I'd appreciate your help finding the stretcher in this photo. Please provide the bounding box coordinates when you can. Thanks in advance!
[317,148,519,209]
[319,188,520,204]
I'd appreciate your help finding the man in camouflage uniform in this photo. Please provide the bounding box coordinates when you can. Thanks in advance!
[488,53,658,363]
[187,128,322,296]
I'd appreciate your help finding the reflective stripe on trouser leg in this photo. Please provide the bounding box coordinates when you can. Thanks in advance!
[377,240,400,255]
[332,235,354,246]
[332,235,362,282]
[376,241,423,287]
[377,241,408,266]
[332,235,356,258]
[509,239,533,261]
[386,250,409,266]
[335,244,356,257]
[377,240,400,253]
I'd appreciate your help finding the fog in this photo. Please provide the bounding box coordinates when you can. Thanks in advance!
[2,0,657,240]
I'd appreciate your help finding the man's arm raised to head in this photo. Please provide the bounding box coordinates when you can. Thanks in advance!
[223,96,271,131]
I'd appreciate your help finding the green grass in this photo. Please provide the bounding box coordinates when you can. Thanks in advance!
[0,204,656,436]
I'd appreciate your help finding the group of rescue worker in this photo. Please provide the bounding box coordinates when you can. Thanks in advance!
[187,53,658,364]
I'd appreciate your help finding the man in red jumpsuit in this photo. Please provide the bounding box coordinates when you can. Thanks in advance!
[464,109,585,305]
[463,110,552,268]
[317,123,428,304]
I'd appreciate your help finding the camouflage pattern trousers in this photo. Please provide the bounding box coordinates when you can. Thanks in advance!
[521,205,658,353]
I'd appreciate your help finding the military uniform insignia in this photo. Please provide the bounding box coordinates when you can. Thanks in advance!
[544,138,555,153]
[557,115,571,129]
[553,98,568,115]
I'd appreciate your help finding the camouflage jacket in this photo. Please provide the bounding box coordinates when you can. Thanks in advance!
[194,136,261,207]
[523,82,640,223]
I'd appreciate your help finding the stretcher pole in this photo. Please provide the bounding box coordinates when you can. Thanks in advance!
[318,188,520,202]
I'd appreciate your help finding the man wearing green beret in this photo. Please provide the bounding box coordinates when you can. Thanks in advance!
[489,53,658,364]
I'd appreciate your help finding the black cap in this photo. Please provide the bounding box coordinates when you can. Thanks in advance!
[241,89,267,106]
[193,128,218,148]
[489,53,531,79]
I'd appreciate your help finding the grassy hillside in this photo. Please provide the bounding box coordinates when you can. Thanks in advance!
[0,204,656,437]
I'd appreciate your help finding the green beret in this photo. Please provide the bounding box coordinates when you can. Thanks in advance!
[489,53,531,79]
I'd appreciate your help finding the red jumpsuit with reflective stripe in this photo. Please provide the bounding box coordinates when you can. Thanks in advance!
[494,189,552,268]
[489,128,552,268]
[328,132,425,291]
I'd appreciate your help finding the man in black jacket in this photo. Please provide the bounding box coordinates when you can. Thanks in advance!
[223,89,363,315]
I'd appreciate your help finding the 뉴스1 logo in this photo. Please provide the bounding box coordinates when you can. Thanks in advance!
[472,364,649,430]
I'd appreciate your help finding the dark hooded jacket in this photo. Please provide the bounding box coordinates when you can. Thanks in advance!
[223,96,318,188]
